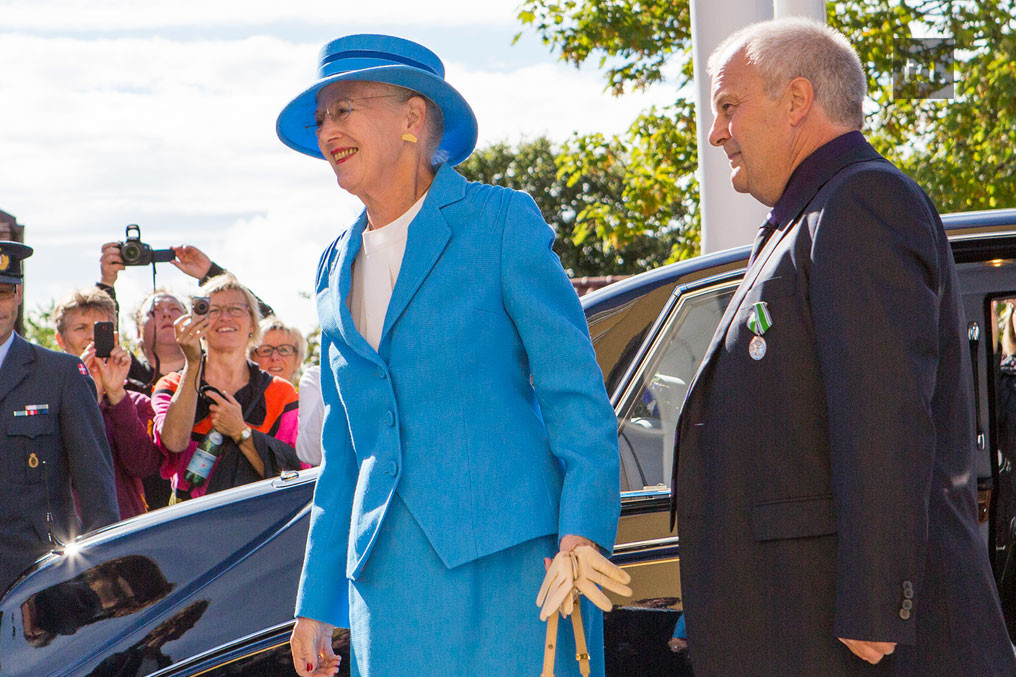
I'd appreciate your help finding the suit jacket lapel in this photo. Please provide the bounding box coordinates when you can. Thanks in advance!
[0,334,34,404]
[377,165,465,351]
[326,214,381,363]
[686,140,886,396]
[684,222,794,408]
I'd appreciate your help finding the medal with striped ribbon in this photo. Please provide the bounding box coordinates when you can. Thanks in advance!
[747,301,772,360]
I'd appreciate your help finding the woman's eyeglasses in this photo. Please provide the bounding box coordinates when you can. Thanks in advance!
[207,304,249,318]
[310,94,403,130]
[254,344,298,358]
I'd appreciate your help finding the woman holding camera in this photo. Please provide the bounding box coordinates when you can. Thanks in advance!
[152,273,300,499]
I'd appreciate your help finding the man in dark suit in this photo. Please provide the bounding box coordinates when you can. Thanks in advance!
[0,241,119,595]
[670,18,1015,675]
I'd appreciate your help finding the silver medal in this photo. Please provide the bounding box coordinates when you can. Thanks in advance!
[749,335,767,360]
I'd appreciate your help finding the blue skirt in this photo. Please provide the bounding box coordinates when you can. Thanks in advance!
[347,492,605,677]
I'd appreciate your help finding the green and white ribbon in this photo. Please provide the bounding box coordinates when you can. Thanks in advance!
[747,301,772,335]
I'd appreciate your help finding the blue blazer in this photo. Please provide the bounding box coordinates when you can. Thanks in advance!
[295,165,620,627]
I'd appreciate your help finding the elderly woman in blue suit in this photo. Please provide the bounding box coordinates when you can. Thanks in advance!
[278,34,620,677]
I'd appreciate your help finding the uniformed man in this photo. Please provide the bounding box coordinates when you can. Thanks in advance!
[0,241,119,595]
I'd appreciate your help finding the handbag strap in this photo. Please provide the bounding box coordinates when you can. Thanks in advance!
[540,593,591,677]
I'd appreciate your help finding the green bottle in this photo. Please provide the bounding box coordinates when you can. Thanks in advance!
[183,429,224,486]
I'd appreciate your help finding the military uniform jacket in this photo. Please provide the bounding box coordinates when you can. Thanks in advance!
[294,164,620,627]
[671,139,1015,675]
[0,334,119,593]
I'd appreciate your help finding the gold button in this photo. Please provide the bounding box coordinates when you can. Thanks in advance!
[28,453,39,469]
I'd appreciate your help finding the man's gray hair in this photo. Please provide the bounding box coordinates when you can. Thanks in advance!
[708,18,866,130]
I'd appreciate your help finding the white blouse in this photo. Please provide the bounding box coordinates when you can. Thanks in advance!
[349,192,428,351]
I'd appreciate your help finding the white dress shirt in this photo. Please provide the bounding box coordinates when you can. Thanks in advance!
[296,365,324,466]
[349,192,427,351]
[0,331,17,372]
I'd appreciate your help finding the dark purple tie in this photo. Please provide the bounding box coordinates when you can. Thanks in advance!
[748,218,778,266]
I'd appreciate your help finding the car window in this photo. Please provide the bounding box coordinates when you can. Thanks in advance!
[586,281,681,400]
[615,282,738,492]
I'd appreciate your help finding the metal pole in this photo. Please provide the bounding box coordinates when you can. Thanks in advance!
[691,0,772,254]
[773,0,826,21]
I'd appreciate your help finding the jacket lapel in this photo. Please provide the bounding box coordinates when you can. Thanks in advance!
[687,140,886,393]
[377,165,465,351]
[0,334,35,404]
[326,214,381,363]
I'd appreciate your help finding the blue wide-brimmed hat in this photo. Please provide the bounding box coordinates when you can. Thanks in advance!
[276,34,478,166]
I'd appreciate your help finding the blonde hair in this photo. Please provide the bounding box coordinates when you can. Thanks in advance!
[54,287,116,336]
[199,273,263,346]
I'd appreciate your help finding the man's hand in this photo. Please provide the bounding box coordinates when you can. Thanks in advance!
[172,245,213,280]
[839,638,896,664]
[291,617,340,677]
[99,242,125,286]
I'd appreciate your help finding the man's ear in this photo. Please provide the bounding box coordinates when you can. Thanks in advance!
[54,331,67,352]
[787,76,814,126]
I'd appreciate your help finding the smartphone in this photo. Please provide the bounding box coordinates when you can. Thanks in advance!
[93,321,115,358]
[192,296,210,316]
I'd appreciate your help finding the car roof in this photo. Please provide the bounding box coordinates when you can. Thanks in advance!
[582,207,1016,315]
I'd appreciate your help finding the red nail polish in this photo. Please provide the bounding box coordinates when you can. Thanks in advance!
[307,663,314,672]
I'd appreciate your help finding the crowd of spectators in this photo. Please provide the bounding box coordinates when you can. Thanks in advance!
[54,242,320,518]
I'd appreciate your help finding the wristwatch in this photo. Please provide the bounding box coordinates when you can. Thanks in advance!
[237,427,252,443]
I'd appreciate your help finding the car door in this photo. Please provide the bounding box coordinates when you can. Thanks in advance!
[586,263,742,676]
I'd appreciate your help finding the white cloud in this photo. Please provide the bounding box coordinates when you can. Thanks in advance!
[0,16,678,340]
[0,0,517,31]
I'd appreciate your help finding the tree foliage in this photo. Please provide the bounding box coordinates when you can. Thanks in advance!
[458,136,688,275]
[21,300,59,351]
[514,0,1016,265]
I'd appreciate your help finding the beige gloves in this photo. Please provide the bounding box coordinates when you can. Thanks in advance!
[536,544,632,621]
[537,545,632,676]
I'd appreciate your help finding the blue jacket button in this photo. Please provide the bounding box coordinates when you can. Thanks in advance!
[388,461,398,476]
[385,411,395,426]
[377,367,387,379]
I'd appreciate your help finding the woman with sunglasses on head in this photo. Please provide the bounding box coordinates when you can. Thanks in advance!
[151,273,300,499]
[251,317,306,386]
[278,35,622,677]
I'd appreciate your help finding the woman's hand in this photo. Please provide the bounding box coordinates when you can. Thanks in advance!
[291,617,340,677]
[205,389,245,440]
[96,341,132,406]
[174,313,207,364]
[80,344,104,403]
[171,245,213,280]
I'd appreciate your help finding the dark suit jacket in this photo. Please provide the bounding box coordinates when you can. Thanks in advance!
[0,334,120,594]
[671,140,1015,675]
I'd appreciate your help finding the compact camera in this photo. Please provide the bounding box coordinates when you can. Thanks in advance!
[118,224,175,267]
[192,296,211,316]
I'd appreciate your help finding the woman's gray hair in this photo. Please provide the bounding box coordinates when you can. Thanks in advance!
[375,82,447,167]
[708,18,866,130]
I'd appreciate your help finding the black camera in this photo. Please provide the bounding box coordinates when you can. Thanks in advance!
[192,296,210,316]
[118,224,175,267]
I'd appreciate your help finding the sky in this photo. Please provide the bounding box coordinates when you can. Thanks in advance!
[0,0,677,339]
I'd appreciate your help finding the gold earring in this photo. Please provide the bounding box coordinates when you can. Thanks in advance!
[401,133,418,144]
